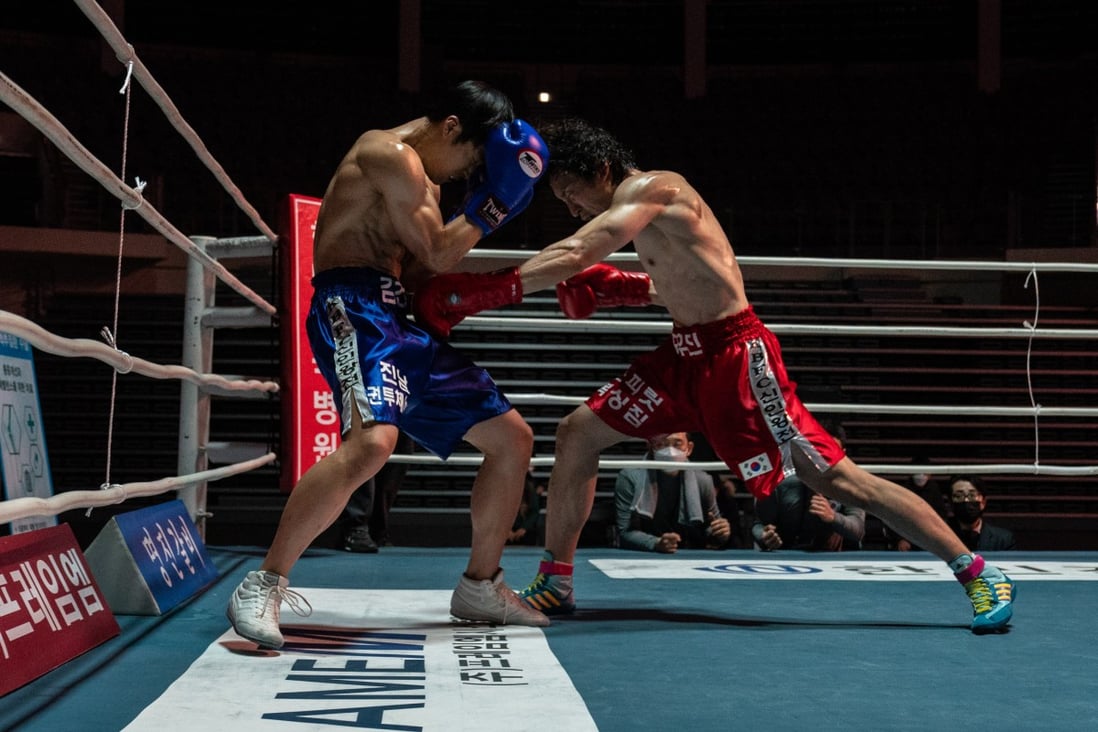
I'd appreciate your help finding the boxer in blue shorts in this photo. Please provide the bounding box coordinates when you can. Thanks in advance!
[306,266,511,460]
[227,81,552,649]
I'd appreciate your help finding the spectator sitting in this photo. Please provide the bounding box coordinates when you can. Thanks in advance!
[947,475,1017,551]
[752,475,866,551]
[613,432,732,553]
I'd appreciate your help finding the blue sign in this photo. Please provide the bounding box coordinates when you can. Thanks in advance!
[113,500,219,613]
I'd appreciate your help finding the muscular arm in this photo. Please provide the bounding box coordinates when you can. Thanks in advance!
[518,174,678,295]
[398,254,435,293]
[368,139,483,274]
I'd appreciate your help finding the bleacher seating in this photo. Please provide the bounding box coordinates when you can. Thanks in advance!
[389,274,1097,548]
[29,271,1098,550]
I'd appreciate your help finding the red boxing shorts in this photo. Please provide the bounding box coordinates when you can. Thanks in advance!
[586,306,845,498]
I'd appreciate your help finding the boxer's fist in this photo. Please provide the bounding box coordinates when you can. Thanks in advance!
[555,263,652,319]
[412,267,523,339]
[462,120,548,235]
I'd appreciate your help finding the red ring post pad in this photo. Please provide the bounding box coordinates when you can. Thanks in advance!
[279,194,336,494]
[83,499,219,617]
[0,523,120,696]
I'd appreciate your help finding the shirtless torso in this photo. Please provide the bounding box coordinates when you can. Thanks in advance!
[622,170,748,327]
[312,118,482,282]
[526,167,749,327]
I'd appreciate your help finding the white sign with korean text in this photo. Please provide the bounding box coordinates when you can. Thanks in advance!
[0,524,120,695]
[0,332,56,533]
[125,589,597,731]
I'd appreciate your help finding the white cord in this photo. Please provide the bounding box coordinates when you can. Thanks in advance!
[1023,267,1042,473]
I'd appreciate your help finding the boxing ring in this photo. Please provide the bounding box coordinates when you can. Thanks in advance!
[3,2,1098,730]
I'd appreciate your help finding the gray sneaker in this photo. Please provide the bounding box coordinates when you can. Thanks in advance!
[450,568,550,627]
[226,570,313,649]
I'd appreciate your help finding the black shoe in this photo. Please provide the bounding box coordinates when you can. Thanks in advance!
[343,526,379,553]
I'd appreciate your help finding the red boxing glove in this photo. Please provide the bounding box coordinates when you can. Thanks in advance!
[412,267,523,339]
[555,263,652,320]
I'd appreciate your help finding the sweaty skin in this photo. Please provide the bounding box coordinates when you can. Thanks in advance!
[519,167,748,327]
[259,112,530,585]
[517,163,974,571]
[313,116,484,283]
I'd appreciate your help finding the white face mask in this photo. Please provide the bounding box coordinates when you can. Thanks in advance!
[652,446,688,463]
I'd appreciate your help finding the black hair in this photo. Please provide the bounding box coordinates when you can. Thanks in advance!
[947,475,986,496]
[423,80,513,145]
[540,117,637,184]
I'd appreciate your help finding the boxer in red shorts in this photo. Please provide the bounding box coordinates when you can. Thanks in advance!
[583,308,845,500]
[414,117,1015,633]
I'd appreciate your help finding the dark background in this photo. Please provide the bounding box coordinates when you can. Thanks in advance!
[2,0,1096,257]
[1,1,1096,548]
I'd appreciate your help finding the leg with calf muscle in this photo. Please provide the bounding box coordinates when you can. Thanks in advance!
[517,406,629,616]
[451,409,549,627]
[229,415,399,648]
[461,409,534,579]
[543,405,631,564]
[262,417,399,577]
[799,453,1015,633]
[798,455,966,562]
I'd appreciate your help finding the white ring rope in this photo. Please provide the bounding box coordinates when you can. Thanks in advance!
[0,453,277,525]
[0,71,275,316]
[0,310,279,396]
[733,255,1098,273]
[501,393,1098,418]
[0,32,1091,527]
[461,315,1097,340]
[0,17,284,531]
[442,250,1098,483]
[379,454,1098,477]
[466,248,1098,273]
[72,0,279,243]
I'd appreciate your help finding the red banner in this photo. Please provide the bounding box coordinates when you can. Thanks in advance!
[279,194,340,493]
[0,524,120,696]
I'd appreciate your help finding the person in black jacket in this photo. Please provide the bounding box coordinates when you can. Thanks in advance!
[947,475,1017,551]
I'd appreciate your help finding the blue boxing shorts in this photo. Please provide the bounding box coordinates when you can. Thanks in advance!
[305,266,512,459]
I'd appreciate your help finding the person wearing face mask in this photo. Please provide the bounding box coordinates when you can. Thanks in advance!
[414,118,1017,633]
[612,432,732,553]
[947,476,1016,551]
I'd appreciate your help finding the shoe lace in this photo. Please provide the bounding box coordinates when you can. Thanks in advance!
[964,577,993,614]
[992,581,1013,602]
[258,584,313,620]
[493,579,521,623]
[523,572,549,596]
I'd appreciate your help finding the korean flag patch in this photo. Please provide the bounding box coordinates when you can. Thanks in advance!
[738,452,774,480]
